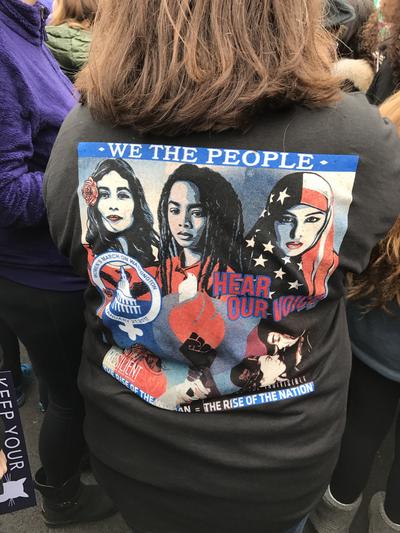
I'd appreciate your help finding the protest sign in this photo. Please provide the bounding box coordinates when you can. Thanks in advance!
[0,371,36,514]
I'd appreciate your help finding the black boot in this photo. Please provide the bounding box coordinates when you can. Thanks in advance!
[34,468,117,528]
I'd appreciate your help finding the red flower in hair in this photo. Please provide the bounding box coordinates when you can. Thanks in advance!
[82,177,98,206]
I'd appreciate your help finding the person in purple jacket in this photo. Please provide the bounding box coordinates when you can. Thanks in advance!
[0,0,114,527]
[41,0,53,12]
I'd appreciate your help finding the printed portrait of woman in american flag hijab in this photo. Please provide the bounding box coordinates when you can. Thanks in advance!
[245,172,339,300]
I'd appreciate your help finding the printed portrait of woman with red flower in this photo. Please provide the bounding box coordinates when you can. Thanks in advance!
[80,158,160,333]
[81,158,159,263]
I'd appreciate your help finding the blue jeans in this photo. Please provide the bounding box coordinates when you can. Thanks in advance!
[285,515,308,533]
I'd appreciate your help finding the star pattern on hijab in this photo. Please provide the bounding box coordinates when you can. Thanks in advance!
[246,183,307,297]
[262,241,274,253]
[244,171,338,302]
[274,268,286,279]
[247,233,306,294]
[277,187,290,205]
[246,236,256,248]
[288,280,303,290]
[253,254,268,267]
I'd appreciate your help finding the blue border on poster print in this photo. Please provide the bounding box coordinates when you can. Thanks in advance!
[78,143,359,173]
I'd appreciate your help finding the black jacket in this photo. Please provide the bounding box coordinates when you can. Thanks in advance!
[367,58,399,105]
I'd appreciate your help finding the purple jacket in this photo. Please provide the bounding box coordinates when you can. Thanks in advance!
[41,0,53,13]
[0,0,85,290]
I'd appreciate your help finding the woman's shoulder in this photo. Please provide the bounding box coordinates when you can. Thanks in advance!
[46,23,91,59]
[59,96,400,167]
[252,93,400,160]
[46,23,73,49]
[46,23,90,40]
[58,104,128,144]
[293,92,390,135]
[332,92,400,162]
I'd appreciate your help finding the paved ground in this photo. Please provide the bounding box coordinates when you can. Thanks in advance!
[2,357,395,533]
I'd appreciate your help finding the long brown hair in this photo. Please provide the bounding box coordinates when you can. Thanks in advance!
[360,10,381,59]
[361,1,400,81]
[348,91,400,310]
[385,2,400,86]
[51,0,98,29]
[76,0,340,135]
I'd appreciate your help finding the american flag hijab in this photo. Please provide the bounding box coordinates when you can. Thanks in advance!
[244,172,338,300]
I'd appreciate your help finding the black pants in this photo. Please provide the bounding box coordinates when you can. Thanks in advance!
[330,357,400,523]
[0,317,22,387]
[0,276,86,487]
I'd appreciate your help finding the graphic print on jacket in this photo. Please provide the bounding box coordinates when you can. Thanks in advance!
[77,143,358,413]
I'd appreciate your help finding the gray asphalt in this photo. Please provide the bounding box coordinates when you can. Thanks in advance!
[1,360,394,533]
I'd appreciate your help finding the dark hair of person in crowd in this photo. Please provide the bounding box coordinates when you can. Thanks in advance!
[157,164,244,295]
[383,1,400,85]
[337,0,374,58]
[361,0,400,67]
[347,214,400,309]
[76,0,340,135]
[51,0,98,29]
[86,158,159,264]
[347,92,400,310]
[360,10,382,58]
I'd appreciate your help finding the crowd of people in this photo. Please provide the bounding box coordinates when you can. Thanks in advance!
[0,0,399,532]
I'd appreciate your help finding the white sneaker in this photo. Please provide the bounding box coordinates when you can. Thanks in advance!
[310,486,362,533]
[369,492,400,532]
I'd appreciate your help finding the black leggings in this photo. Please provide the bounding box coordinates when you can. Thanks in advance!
[330,357,400,523]
[0,276,86,487]
[0,317,22,388]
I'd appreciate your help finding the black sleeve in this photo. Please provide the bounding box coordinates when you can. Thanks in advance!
[340,94,400,274]
[366,59,397,105]
[43,105,90,279]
